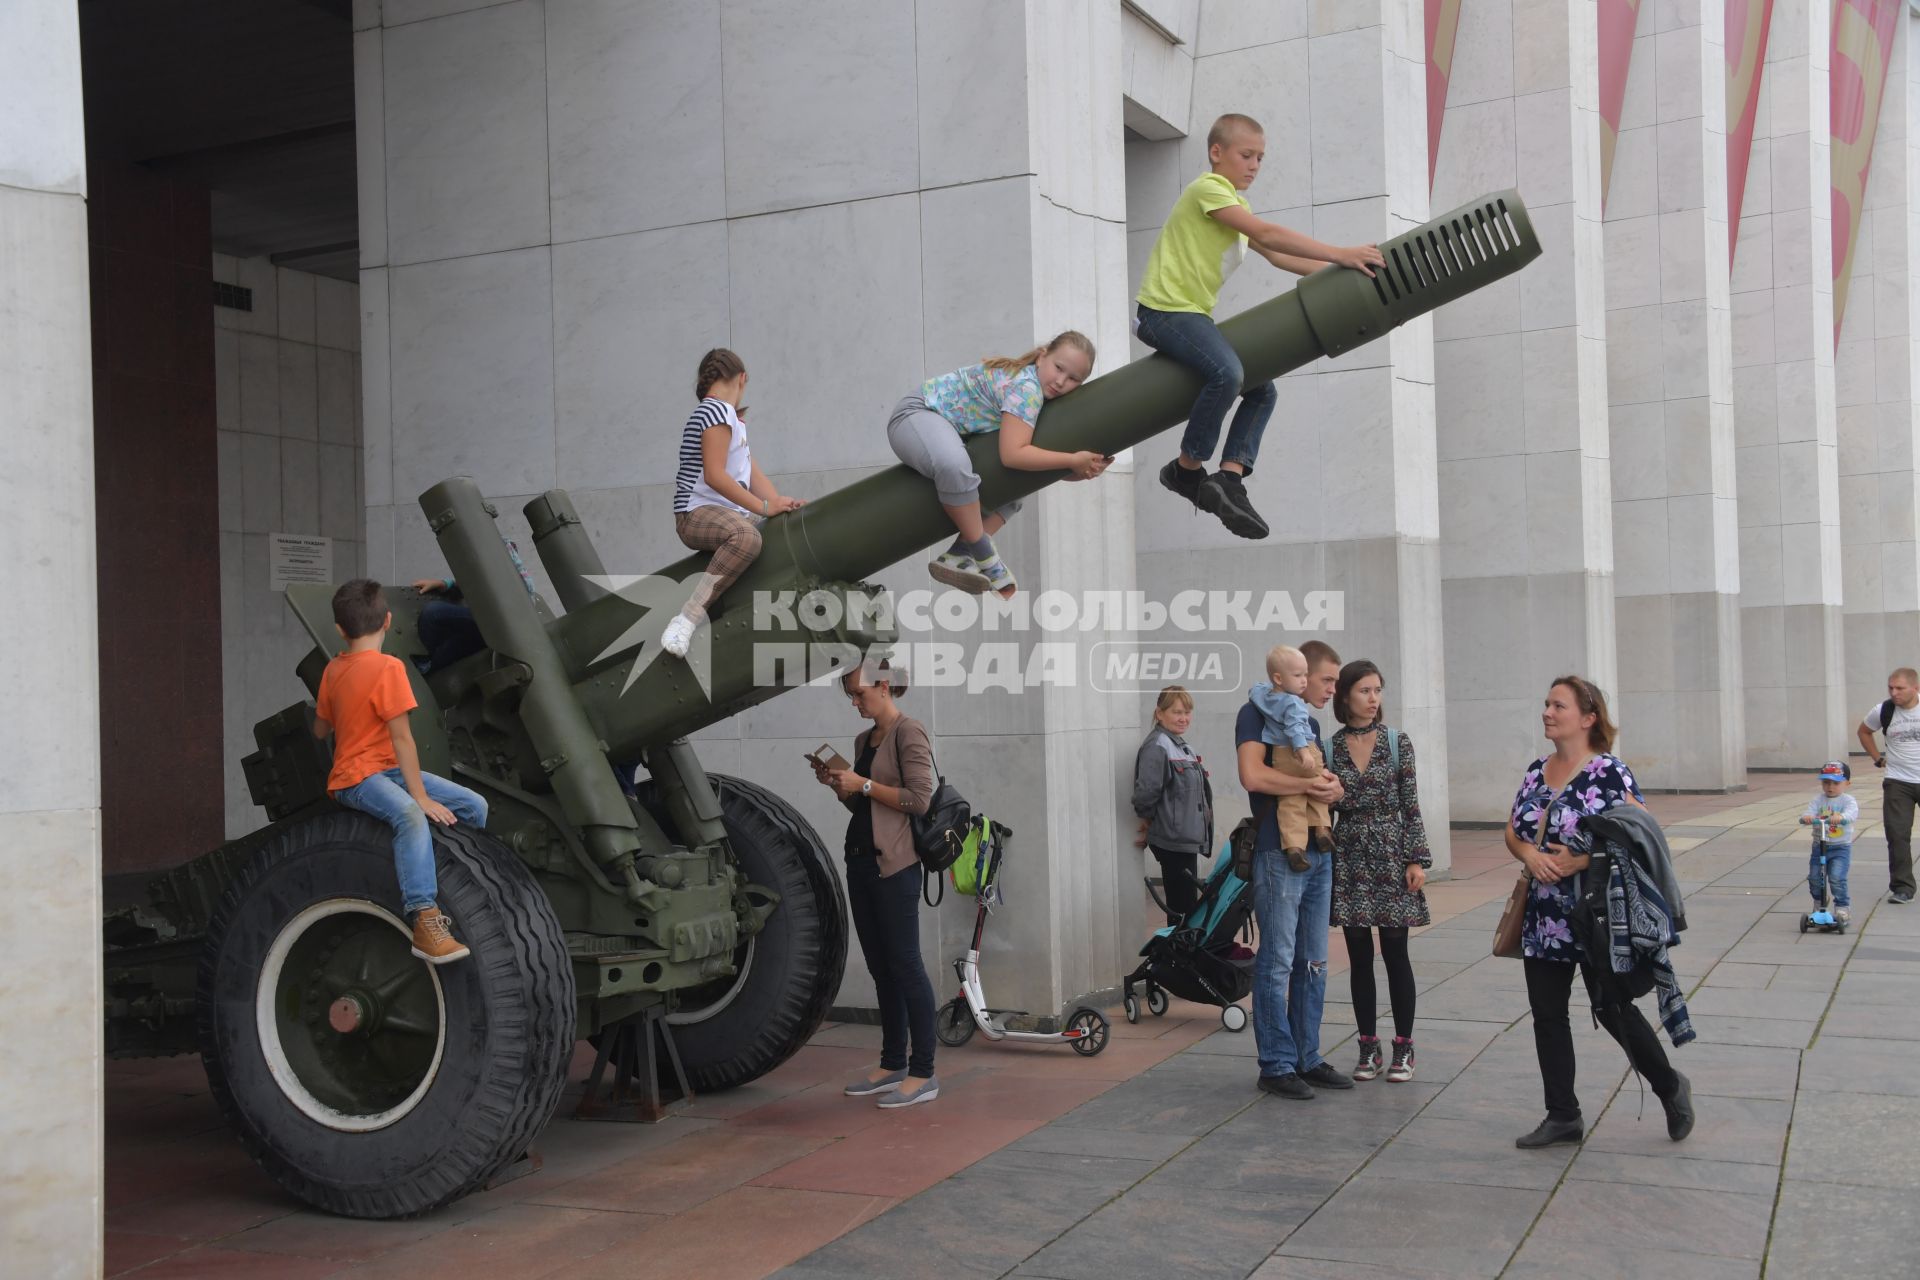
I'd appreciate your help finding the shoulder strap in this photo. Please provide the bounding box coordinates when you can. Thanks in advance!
[1883,698,1897,731]
[1382,725,1399,774]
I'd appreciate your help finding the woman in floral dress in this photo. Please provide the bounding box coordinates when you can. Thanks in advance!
[1504,676,1692,1150]
[1329,661,1431,1083]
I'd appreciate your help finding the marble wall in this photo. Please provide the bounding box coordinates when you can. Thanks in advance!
[213,258,363,837]
[0,2,102,1274]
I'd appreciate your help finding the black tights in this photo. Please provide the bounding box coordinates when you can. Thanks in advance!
[1344,926,1414,1040]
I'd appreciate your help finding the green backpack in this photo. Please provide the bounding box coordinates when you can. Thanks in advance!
[949,817,1008,897]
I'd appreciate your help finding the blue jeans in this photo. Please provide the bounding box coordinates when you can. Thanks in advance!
[1810,842,1852,908]
[1251,845,1331,1077]
[333,768,489,914]
[1134,304,1277,471]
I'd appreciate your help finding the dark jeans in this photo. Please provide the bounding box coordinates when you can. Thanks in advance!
[1884,779,1920,896]
[418,599,485,671]
[1524,957,1678,1123]
[1133,304,1276,471]
[1151,846,1199,925]
[1345,926,1414,1040]
[846,855,936,1078]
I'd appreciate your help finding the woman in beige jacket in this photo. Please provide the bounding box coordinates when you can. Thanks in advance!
[816,660,940,1107]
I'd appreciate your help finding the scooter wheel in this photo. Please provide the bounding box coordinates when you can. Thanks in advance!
[1799,915,1810,934]
[1066,1008,1110,1057]
[1221,1003,1249,1033]
[1147,987,1169,1017]
[1122,993,1140,1024]
[935,996,977,1047]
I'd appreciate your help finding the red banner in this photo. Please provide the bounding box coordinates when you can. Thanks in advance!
[1831,0,1900,341]
[1427,0,1463,189]
[1726,0,1775,260]
[1597,0,1645,207]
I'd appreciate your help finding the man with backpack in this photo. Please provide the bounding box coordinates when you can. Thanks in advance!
[1857,668,1920,905]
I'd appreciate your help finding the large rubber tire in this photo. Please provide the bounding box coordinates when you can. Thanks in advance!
[640,774,847,1093]
[197,811,574,1219]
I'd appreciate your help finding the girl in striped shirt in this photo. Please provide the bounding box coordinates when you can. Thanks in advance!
[663,348,803,658]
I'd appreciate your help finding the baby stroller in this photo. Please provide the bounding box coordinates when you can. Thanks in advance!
[1121,835,1256,1031]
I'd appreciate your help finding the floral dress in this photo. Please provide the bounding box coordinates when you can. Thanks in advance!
[1330,727,1432,928]
[1508,753,1643,962]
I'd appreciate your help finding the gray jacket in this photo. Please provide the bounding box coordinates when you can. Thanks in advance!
[1132,726,1214,855]
[1586,804,1687,932]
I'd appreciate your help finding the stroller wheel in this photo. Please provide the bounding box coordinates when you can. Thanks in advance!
[1123,993,1140,1024]
[935,996,977,1047]
[1221,1004,1249,1033]
[1066,1008,1110,1057]
[1147,987,1169,1017]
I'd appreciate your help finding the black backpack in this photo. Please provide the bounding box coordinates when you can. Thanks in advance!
[1878,698,1898,732]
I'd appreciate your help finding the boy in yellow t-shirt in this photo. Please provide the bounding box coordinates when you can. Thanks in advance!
[1136,113,1385,539]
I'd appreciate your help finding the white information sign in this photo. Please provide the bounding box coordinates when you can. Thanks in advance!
[270,533,333,591]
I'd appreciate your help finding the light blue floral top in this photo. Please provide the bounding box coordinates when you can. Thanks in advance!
[921,362,1045,436]
[1508,753,1642,962]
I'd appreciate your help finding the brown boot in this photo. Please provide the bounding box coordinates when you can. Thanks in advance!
[1313,825,1334,848]
[1284,847,1309,872]
[411,906,471,964]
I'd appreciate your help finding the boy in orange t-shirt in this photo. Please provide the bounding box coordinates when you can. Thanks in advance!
[314,578,488,963]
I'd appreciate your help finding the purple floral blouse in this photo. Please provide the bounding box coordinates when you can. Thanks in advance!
[1508,753,1643,962]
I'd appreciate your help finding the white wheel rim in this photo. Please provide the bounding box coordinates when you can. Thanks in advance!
[255,899,447,1133]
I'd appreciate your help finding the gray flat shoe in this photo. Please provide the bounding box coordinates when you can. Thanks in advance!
[877,1075,939,1108]
[844,1068,907,1097]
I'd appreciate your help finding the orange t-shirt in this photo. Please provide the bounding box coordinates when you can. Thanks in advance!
[316,650,418,792]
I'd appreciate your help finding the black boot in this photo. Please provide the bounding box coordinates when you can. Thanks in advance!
[1514,1115,1584,1149]
[1661,1072,1695,1142]
[1193,470,1270,539]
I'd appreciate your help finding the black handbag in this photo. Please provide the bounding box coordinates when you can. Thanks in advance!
[893,727,972,874]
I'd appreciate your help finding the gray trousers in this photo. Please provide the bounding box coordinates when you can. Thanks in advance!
[887,395,1023,523]
[1885,778,1920,897]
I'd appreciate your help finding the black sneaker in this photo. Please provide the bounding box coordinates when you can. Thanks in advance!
[1193,470,1270,539]
[1159,457,1205,503]
[1891,891,1914,905]
[1302,1062,1354,1090]
[1514,1116,1584,1149]
[1258,1072,1315,1100]
[1661,1072,1695,1142]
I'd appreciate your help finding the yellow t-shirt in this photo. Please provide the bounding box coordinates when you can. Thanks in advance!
[1136,172,1251,315]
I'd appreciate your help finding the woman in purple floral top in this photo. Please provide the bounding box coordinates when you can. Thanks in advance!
[1504,676,1692,1151]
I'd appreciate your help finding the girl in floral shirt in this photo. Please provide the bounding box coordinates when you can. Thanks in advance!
[1504,676,1693,1152]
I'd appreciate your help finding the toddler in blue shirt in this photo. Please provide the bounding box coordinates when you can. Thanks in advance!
[1800,760,1858,922]
[1248,644,1332,871]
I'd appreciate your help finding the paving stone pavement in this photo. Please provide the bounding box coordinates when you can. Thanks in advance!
[777,778,1920,1280]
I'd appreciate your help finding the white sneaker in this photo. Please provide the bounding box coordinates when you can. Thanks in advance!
[661,611,697,658]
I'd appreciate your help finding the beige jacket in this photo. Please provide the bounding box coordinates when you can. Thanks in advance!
[848,715,938,877]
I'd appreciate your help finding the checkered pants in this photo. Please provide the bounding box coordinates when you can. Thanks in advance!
[675,505,763,615]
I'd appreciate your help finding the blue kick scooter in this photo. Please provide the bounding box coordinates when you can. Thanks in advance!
[1801,813,1848,935]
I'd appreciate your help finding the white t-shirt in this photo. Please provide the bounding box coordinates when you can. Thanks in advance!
[673,397,753,515]
[1864,699,1920,783]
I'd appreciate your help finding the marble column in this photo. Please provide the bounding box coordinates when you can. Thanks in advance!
[354,0,1138,1019]
[1433,0,1617,818]
[1606,0,1748,790]
[0,1,103,1273]
[1838,12,1919,719]
[1126,0,1452,868]
[1733,0,1847,765]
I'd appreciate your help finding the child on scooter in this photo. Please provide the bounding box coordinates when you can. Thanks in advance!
[1800,761,1858,924]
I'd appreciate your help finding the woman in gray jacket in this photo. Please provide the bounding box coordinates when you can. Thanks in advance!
[1133,686,1215,924]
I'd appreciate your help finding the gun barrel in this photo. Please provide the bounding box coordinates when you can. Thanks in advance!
[539,191,1542,755]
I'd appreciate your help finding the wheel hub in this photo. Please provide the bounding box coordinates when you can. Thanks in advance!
[257,900,448,1132]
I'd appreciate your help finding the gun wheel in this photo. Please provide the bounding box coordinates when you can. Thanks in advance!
[198,811,573,1219]
[638,774,847,1092]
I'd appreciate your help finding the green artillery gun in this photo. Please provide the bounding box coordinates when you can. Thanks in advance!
[103,192,1540,1218]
